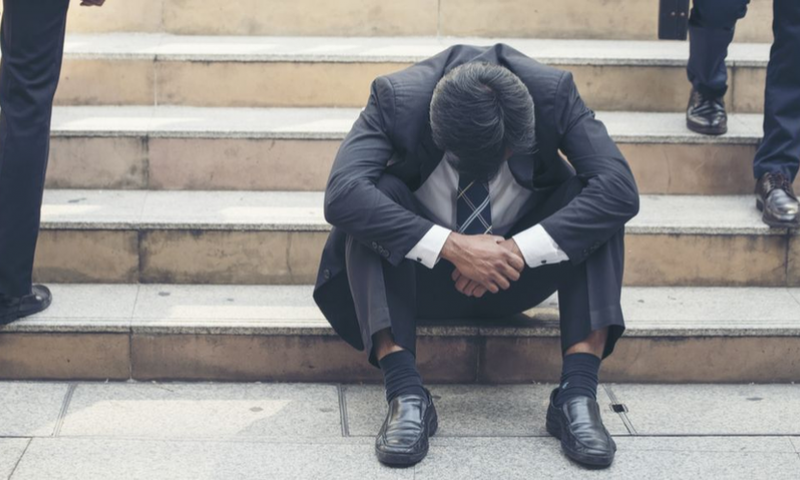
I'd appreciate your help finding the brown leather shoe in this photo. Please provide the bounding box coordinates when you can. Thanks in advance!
[756,173,800,228]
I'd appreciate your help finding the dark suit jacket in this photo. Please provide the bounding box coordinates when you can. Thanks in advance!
[313,44,640,351]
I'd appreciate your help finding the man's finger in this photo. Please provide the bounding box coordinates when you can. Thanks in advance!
[455,276,471,294]
[505,250,526,272]
[481,279,500,294]
[491,273,511,290]
[452,269,462,282]
[464,281,480,297]
[500,262,521,282]
[472,286,488,298]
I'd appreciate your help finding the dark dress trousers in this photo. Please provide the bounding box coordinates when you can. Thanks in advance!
[687,0,800,181]
[0,0,70,297]
[313,44,640,365]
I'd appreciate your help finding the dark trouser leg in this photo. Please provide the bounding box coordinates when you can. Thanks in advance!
[753,0,800,181]
[687,0,749,97]
[345,174,475,366]
[467,177,627,359]
[0,0,70,297]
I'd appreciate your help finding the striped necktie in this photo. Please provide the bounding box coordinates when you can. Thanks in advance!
[456,175,493,235]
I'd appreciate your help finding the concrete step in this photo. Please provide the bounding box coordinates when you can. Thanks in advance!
[47,106,775,195]
[34,190,796,287]
[2,284,798,382]
[13,0,772,42]
[53,35,770,112]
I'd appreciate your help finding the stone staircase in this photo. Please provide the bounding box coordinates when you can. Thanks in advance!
[2,0,798,383]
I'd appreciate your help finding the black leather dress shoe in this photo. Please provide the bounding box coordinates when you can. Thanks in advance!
[375,388,438,467]
[686,88,728,135]
[756,172,800,228]
[546,388,616,468]
[0,285,52,325]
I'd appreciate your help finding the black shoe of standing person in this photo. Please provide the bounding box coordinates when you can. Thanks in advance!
[0,285,52,326]
[546,388,616,468]
[756,172,800,228]
[686,88,728,135]
[375,388,438,467]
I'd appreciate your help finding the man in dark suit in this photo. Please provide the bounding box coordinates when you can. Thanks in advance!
[0,0,106,324]
[685,0,800,227]
[314,44,639,468]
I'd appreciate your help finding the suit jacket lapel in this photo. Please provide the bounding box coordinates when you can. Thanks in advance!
[508,153,535,190]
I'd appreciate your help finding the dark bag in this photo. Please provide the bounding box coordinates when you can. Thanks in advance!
[658,0,691,40]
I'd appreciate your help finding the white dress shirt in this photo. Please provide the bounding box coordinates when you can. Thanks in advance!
[406,158,569,269]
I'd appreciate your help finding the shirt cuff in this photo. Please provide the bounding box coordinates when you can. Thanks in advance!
[512,224,569,269]
[406,225,452,269]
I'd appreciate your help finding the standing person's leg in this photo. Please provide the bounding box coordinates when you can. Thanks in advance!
[753,0,800,227]
[0,0,70,321]
[685,0,750,135]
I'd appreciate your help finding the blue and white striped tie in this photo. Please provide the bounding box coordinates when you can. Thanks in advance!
[456,175,493,235]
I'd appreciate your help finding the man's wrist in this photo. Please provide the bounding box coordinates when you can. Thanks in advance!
[440,232,461,263]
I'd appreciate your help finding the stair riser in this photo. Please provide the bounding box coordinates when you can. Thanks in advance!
[17,0,772,42]
[48,137,784,195]
[31,230,799,287]
[55,60,767,113]
[1,332,796,383]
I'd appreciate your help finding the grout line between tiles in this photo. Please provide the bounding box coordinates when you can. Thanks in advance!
[7,437,32,480]
[337,385,350,437]
[52,384,77,438]
[603,384,638,435]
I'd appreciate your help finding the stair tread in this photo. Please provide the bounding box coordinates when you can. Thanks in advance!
[3,284,798,336]
[50,106,764,144]
[61,33,772,67]
[40,190,784,235]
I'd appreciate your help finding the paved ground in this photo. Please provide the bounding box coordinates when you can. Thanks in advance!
[2,382,799,479]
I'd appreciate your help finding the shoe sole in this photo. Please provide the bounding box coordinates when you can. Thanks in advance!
[0,295,52,326]
[546,410,614,468]
[686,120,727,136]
[376,406,438,467]
[756,199,800,228]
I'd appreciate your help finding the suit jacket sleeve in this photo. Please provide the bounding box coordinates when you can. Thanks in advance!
[539,71,640,264]
[323,76,436,267]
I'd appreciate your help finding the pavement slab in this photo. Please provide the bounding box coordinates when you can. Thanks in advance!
[10,438,410,480]
[0,383,70,437]
[343,384,629,437]
[0,439,29,479]
[58,383,342,439]
[416,437,800,480]
[609,384,800,435]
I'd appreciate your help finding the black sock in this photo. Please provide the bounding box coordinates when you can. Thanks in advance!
[554,353,601,406]
[378,350,426,403]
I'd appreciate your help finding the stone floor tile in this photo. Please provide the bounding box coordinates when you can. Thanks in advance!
[610,384,800,435]
[344,384,628,437]
[415,437,800,480]
[0,439,29,478]
[12,438,411,480]
[0,383,70,437]
[59,383,341,439]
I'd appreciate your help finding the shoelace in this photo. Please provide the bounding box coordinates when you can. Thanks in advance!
[766,173,792,194]
[691,92,724,116]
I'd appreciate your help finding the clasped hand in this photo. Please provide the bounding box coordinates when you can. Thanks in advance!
[440,233,525,298]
